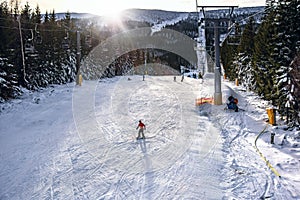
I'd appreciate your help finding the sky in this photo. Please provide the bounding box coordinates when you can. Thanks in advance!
[22,0,266,16]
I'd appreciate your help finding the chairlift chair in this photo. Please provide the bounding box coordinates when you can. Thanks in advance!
[85,35,92,48]
[85,29,92,48]
[62,30,70,50]
[62,37,70,50]
[35,35,42,44]
[25,39,35,54]
[226,34,241,46]
[34,24,42,44]
[25,30,35,54]
[226,23,241,46]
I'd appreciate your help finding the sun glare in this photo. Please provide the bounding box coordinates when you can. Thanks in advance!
[104,10,123,24]
[85,1,126,27]
[89,1,126,16]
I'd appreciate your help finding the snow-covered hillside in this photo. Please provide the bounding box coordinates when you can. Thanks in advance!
[0,75,299,199]
[58,7,264,28]
[56,9,190,27]
[122,9,187,25]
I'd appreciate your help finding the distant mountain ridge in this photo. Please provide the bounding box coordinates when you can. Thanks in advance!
[52,12,99,20]
[53,6,264,24]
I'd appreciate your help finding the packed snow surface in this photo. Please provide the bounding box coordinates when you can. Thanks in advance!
[0,75,299,199]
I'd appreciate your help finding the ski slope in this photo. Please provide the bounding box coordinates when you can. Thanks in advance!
[0,75,299,199]
[0,76,223,199]
[72,75,224,199]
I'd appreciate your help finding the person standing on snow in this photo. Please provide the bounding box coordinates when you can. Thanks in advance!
[136,120,146,139]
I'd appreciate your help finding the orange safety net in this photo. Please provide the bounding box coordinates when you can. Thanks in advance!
[195,97,214,106]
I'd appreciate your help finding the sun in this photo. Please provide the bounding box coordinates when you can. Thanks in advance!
[84,0,127,26]
[103,10,124,24]
[60,0,128,27]
[87,0,127,17]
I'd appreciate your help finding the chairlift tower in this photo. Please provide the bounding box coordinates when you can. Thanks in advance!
[17,16,26,85]
[194,10,207,77]
[196,2,238,105]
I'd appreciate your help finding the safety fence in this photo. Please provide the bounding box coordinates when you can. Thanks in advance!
[254,124,281,178]
[195,97,214,106]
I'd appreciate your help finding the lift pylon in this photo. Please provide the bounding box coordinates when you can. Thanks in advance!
[195,3,238,105]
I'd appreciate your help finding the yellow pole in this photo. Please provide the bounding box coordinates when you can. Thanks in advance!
[79,74,82,86]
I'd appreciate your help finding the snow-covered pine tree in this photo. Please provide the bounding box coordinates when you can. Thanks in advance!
[0,1,10,53]
[0,57,21,102]
[221,23,242,81]
[288,54,300,126]
[33,5,42,24]
[234,17,256,91]
[0,1,21,101]
[252,0,277,99]
[44,11,49,24]
[271,0,300,120]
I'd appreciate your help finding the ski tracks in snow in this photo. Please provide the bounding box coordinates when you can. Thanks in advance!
[215,84,291,199]
[1,76,225,199]
[76,76,225,199]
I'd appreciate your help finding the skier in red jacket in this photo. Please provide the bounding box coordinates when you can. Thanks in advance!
[136,120,146,139]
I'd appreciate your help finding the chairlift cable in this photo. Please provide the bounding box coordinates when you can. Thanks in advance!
[222,6,273,45]
[0,18,76,32]
[0,23,72,32]
[228,6,273,30]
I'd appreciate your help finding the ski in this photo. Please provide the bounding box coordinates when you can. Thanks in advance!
[136,136,155,140]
